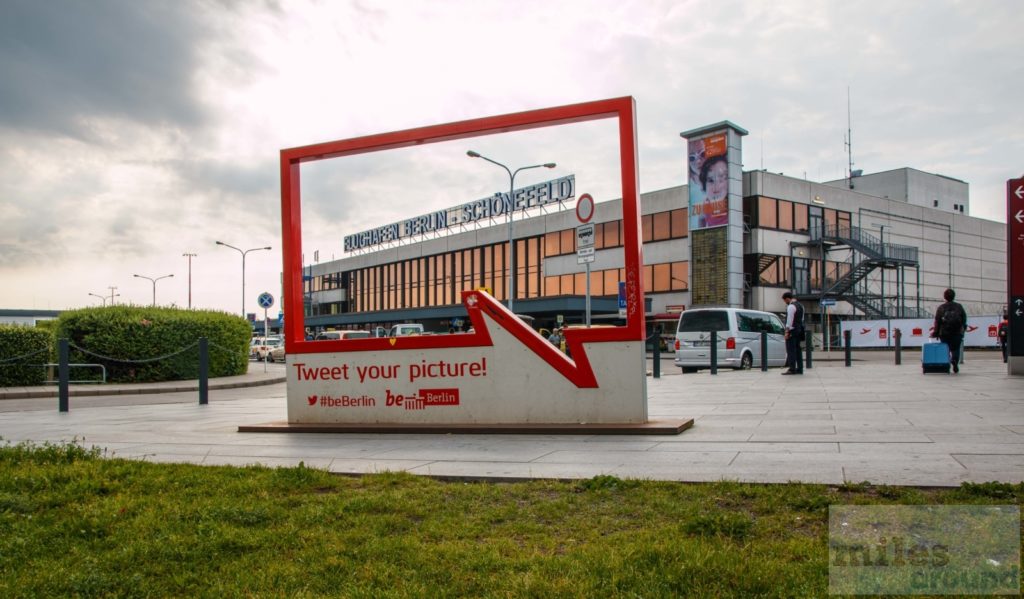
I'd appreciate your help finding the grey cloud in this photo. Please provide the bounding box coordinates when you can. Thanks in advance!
[0,1,211,139]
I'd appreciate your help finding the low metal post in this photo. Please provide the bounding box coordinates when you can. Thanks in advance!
[198,337,209,405]
[709,331,718,375]
[652,334,661,379]
[805,329,813,370]
[760,331,768,371]
[894,328,902,365]
[58,338,69,412]
[844,330,852,367]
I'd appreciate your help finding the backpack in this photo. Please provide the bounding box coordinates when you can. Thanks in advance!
[940,303,964,336]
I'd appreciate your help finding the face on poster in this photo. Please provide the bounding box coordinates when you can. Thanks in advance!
[688,133,729,230]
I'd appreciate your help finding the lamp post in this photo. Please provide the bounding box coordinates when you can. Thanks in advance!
[467,151,555,313]
[133,273,174,307]
[183,252,197,309]
[88,292,108,306]
[216,241,272,317]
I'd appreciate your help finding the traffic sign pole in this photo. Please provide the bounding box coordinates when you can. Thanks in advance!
[576,196,596,327]
[1007,177,1024,375]
[257,292,275,374]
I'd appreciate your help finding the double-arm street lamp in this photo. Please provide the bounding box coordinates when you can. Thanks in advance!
[467,151,556,313]
[133,273,174,307]
[88,292,117,306]
[216,241,272,317]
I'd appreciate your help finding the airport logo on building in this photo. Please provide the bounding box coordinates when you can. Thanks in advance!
[344,175,576,252]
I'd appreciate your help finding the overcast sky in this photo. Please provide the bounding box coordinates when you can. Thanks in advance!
[2,0,1022,315]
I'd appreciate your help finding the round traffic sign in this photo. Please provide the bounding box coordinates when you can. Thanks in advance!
[575,193,595,223]
[257,292,274,309]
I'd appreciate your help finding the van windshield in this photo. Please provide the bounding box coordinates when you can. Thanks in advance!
[677,311,729,333]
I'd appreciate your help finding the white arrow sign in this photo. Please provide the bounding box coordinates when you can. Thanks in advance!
[1016,209,1024,224]
[1016,185,1024,200]
[1017,299,1024,307]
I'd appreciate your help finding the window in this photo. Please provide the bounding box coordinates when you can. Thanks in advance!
[652,263,670,291]
[560,229,574,255]
[678,310,729,333]
[603,269,618,297]
[759,197,777,229]
[652,212,671,241]
[778,200,793,230]
[794,203,808,232]
[641,214,653,242]
[670,208,688,238]
[544,231,560,257]
[603,220,620,248]
[670,262,688,290]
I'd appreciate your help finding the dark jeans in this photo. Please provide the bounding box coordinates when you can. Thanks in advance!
[786,332,803,372]
[940,334,963,366]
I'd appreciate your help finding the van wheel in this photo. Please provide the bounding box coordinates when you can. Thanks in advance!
[681,367,699,374]
[739,353,753,370]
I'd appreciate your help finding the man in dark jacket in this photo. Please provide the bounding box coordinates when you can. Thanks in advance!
[931,288,968,373]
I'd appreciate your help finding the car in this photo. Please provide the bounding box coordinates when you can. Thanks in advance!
[673,308,787,372]
[253,336,283,361]
[315,330,372,341]
[388,323,424,337]
[268,344,286,363]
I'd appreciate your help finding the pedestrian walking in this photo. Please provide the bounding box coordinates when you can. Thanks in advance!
[998,311,1009,364]
[782,291,804,375]
[931,288,968,373]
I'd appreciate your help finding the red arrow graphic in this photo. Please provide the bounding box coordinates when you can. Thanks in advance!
[287,290,607,388]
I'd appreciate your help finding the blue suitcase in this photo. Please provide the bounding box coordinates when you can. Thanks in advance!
[922,342,950,373]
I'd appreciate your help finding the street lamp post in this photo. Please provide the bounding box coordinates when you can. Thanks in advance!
[216,241,272,317]
[467,151,555,313]
[88,293,108,306]
[133,273,174,307]
[183,252,197,309]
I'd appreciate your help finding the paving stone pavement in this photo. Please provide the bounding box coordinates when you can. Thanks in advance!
[0,352,1021,486]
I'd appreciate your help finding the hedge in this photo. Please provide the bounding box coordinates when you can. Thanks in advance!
[0,325,52,387]
[51,306,251,383]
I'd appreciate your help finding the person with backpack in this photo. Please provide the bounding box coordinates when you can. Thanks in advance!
[998,311,1009,363]
[931,288,968,373]
[782,291,805,375]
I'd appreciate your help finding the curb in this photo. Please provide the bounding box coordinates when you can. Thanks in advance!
[0,376,286,400]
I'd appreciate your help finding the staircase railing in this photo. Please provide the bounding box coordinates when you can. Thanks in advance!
[809,224,919,264]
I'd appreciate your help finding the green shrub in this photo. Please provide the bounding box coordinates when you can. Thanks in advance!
[51,306,251,383]
[0,325,52,387]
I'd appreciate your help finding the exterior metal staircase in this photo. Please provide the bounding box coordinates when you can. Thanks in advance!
[797,225,927,319]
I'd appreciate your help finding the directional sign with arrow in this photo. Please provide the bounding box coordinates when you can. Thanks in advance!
[1008,177,1024,361]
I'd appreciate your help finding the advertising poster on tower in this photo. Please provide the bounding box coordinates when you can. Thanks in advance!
[688,132,729,230]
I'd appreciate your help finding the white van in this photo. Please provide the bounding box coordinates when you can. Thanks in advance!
[673,308,787,372]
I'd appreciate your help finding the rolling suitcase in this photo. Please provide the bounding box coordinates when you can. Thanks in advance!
[922,341,950,374]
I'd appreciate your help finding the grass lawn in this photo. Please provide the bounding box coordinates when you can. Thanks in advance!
[0,441,1020,598]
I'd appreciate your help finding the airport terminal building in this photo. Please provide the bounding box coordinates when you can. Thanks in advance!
[296,122,1006,344]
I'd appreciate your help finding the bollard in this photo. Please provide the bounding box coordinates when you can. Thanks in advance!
[760,331,768,371]
[894,328,902,365]
[805,329,813,370]
[709,331,718,375]
[198,337,209,405]
[58,337,69,413]
[844,330,852,367]
[653,335,661,379]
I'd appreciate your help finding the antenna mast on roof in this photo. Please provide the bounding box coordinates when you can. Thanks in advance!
[844,86,855,189]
